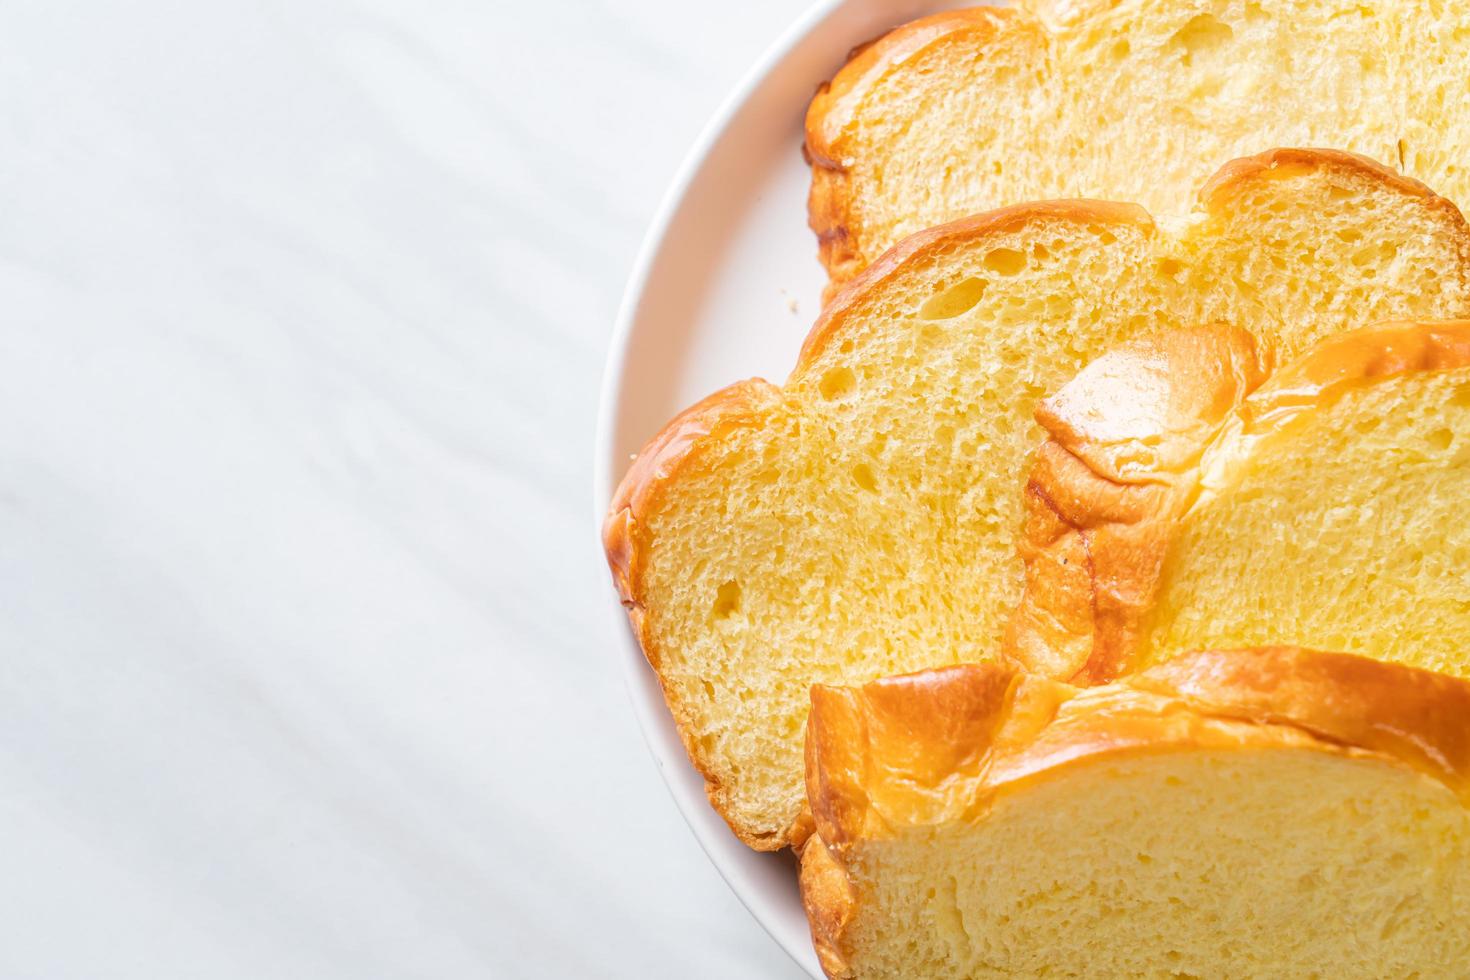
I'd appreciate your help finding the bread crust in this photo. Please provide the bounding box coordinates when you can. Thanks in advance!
[801,647,1470,977]
[1005,324,1273,683]
[608,154,1470,849]
[1009,320,1470,685]
[1201,148,1451,214]
[804,7,1022,291]
[1232,319,1470,444]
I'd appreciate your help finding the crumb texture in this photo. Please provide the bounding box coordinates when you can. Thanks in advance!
[1148,364,1470,673]
[608,153,1470,847]
[810,0,1470,283]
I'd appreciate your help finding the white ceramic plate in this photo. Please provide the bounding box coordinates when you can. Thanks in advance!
[592,1,974,973]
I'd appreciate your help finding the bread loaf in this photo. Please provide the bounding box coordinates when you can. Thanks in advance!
[803,648,1470,978]
[1013,319,1470,684]
[604,151,1470,849]
[808,0,1470,289]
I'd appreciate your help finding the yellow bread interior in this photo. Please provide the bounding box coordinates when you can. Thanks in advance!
[807,0,1470,286]
[605,153,1470,848]
[802,650,1470,978]
[1146,347,1470,673]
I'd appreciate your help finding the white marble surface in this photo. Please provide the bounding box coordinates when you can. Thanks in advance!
[0,2,815,976]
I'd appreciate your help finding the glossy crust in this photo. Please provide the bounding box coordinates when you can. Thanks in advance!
[801,647,1470,978]
[1005,324,1273,683]
[1221,319,1470,454]
[606,153,1470,849]
[1009,320,1470,685]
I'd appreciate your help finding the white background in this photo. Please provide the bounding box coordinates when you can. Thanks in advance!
[1,1,814,976]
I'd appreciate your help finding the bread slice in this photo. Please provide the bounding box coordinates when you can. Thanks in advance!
[807,1,1470,288]
[1012,319,1470,685]
[802,647,1470,979]
[604,150,1470,849]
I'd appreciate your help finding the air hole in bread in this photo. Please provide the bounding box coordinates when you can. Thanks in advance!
[851,462,879,493]
[983,248,1027,276]
[819,366,857,400]
[1169,13,1234,66]
[712,580,742,620]
[919,277,987,320]
[1427,427,1454,452]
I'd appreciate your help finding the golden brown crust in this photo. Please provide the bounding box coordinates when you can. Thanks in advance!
[1235,319,1470,438]
[806,163,860,300]
[801,647,1470,976]
[1131,647,1470,793]
[804,7,1022,289]
[800,832,858,979]
[1200,148,1454,215]
[1006,325,1273,684]
[1008,320,1470,686]
[806,664,1029,850]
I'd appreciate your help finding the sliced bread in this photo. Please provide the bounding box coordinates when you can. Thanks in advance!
[1012,319,1470,684]
[604,150,1470,849]
[808,1,1470,287]
[803,648,1470,978]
